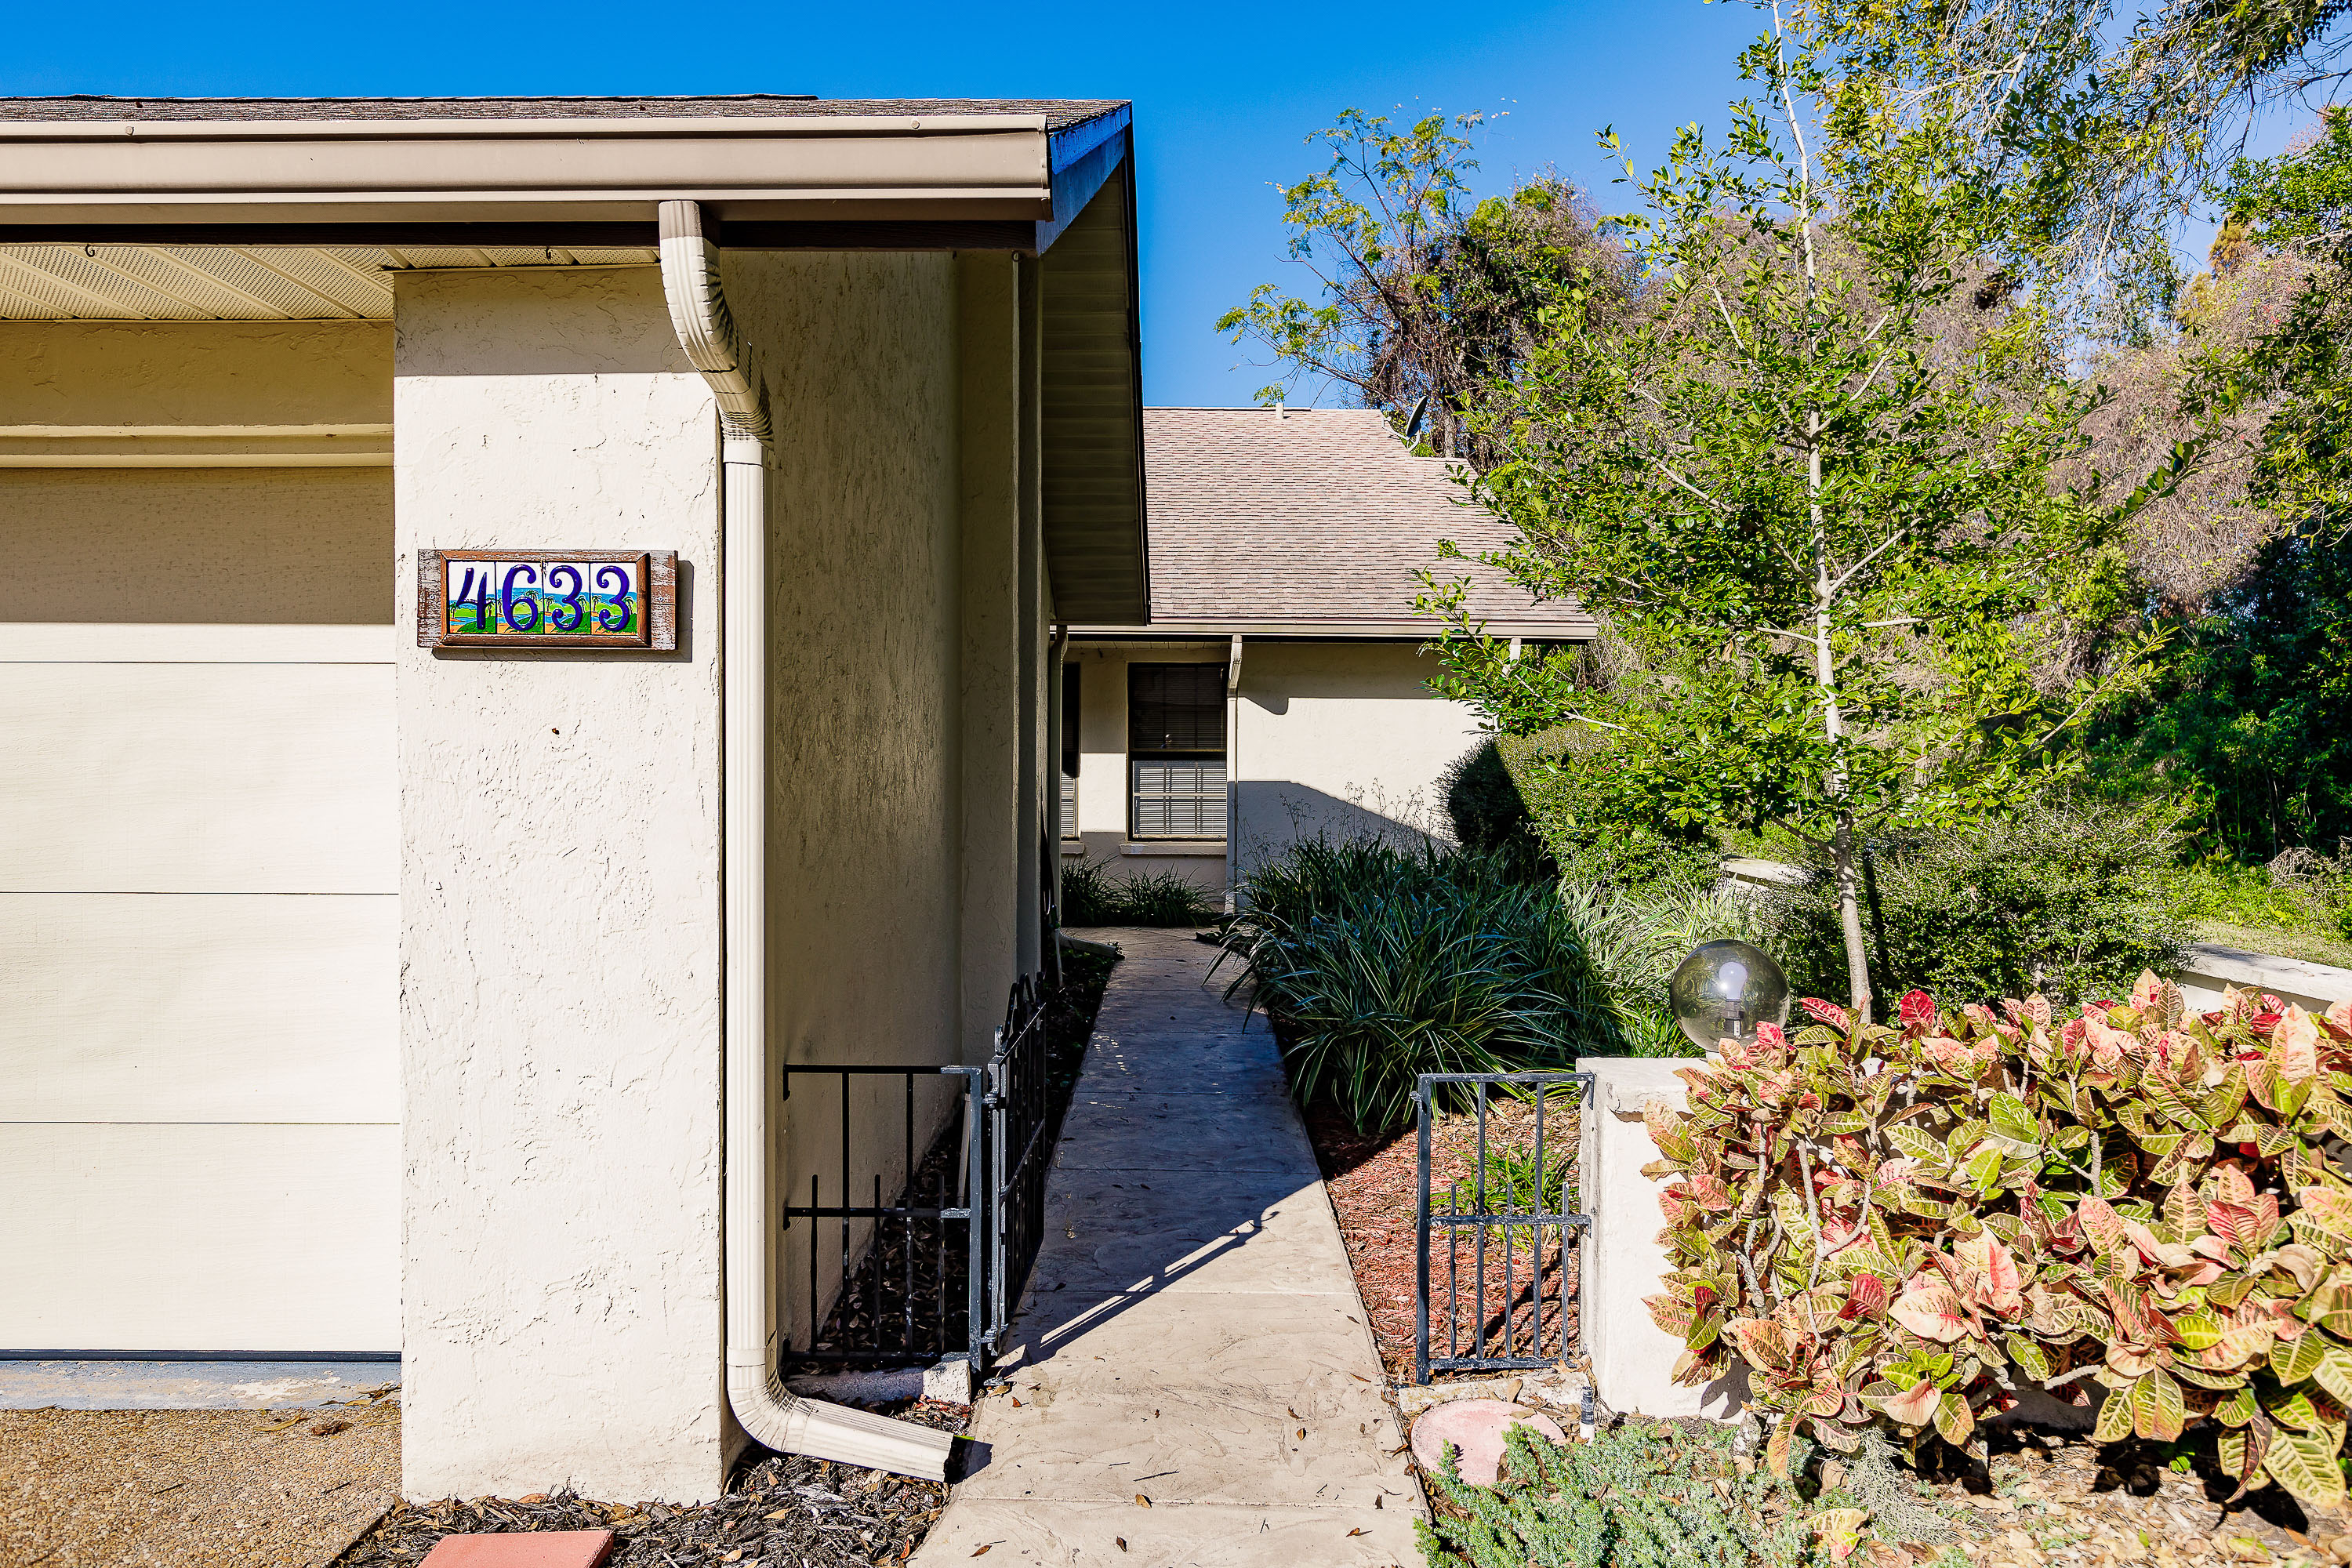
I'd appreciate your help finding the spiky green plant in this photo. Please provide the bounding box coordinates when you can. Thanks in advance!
[1059,858,1221,928]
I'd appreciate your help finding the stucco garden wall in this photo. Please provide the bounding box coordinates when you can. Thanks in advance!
[1229,641,1474,887]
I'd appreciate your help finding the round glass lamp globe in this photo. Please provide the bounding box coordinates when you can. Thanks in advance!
[1668,940,1791,1054]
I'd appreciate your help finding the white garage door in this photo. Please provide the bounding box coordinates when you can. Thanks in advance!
[0,621,398,1352]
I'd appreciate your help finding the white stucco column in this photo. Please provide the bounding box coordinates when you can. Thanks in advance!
[1577,1058,1746,1421]
[394,267,728,1502]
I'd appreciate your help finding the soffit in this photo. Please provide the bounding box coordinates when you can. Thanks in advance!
[0,244,655,321]
[1039,159,1148,626]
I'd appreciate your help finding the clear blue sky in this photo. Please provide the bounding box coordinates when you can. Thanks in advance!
[0,0,1764,407]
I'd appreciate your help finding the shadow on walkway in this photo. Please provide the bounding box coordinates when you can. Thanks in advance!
[910,927,1422,1566]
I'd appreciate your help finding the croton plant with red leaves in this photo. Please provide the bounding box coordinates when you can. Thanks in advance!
[1642,972,2352,1509]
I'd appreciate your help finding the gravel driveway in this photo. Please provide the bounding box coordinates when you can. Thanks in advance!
[0,1400,399,1568]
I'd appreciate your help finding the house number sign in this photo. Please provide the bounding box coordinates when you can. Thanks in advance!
[417,549,678,650]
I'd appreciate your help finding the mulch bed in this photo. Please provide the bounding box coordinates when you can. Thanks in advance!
[1946,1430,2345,1568]
[1305,1091,1581,1383]
[330,1399,971,1568]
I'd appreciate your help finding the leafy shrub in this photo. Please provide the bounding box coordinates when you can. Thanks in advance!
[1060,856,1120,925]
[1109,868,1222,926]
[1225,837,1781,1131]
[1645,972,2352,1512]
[1418,1417,1846,1568]
[1503,730,1719,894]
[1059,858,1221,927]
[1771,797,2197,1004]
[1441,739,1555,877]
[2100,528,2352,866]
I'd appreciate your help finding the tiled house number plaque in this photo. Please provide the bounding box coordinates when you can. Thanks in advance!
[418,549,678,650]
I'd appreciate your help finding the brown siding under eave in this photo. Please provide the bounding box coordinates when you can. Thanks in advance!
[1038,158,1147,625]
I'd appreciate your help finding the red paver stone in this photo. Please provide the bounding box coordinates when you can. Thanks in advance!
[418,1530,617,1568]
[1410,1399,1567,1487]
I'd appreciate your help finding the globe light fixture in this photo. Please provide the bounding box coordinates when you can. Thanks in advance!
[1669,939,1791,1054]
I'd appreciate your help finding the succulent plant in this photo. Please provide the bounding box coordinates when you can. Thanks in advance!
[1644,972,2352,1508]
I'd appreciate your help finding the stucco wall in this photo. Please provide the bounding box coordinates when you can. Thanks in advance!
[959,256,1025,1065]
[395,255,983,1503]
[394,265,728,1503]
[1062,641,1478,895]
[720,250,967,1359]
[1230,641,1470,886]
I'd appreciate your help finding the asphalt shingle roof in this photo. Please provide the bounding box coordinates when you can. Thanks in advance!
[0,96,1128,131]
[1136,406,1592,637]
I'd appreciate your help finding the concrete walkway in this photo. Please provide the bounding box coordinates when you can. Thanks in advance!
[911,927,1423,1566]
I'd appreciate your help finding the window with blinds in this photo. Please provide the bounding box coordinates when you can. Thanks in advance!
[1131,758,1227,837]
[1127,662,1227,840]
[1060,662,1081,840]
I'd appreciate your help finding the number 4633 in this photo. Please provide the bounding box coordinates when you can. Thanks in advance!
[442,557,644,642]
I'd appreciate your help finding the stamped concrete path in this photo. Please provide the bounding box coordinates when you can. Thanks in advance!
[909,927,1424,1566]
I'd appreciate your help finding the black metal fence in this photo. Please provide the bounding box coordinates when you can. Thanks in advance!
[783,975,1054,1376]
[1414,1070,1593,1384]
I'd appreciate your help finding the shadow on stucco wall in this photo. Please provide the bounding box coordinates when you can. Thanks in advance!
[1230,779,1451,893]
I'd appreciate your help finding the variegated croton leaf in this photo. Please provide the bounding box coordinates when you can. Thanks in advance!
[1649,979,2352,1508]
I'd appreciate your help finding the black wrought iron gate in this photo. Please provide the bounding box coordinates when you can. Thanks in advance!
[1414,1069,1593,1385]
[783,977,1054,1377]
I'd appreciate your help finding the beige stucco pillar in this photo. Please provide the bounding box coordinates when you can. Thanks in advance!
[1577,1058,1745,1422]
[394,266,728,1503]
[959,252,1025,1061]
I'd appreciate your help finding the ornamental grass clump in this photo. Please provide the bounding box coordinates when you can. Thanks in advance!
[1645,972,2352,1510]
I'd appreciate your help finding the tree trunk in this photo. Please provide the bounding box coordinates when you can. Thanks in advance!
[1832,810,1873,1022]
[1807,409,1874,1022]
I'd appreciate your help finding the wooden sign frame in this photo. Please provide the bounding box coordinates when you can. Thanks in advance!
[418,549,678,650]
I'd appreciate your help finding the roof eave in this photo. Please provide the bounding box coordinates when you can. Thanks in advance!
[0,111,1099,237]
[1064,619,1594,641]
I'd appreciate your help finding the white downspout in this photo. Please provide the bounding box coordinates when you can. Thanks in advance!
[658,199,955,1483]
[1225,633,1243,911]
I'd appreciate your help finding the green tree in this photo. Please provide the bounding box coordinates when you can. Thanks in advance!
[1425,4,2165,1018]
[2104,528,2352,859]
[1215,108,1637,463]
[2214,106,2352,539]
[1801,0,2352,336]
[2092,111,2352,861]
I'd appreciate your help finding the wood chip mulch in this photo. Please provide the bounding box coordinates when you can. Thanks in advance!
[329,1399,971,1568]
[1946,1432,2350,1568]
[1305,1094,1581,1383]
